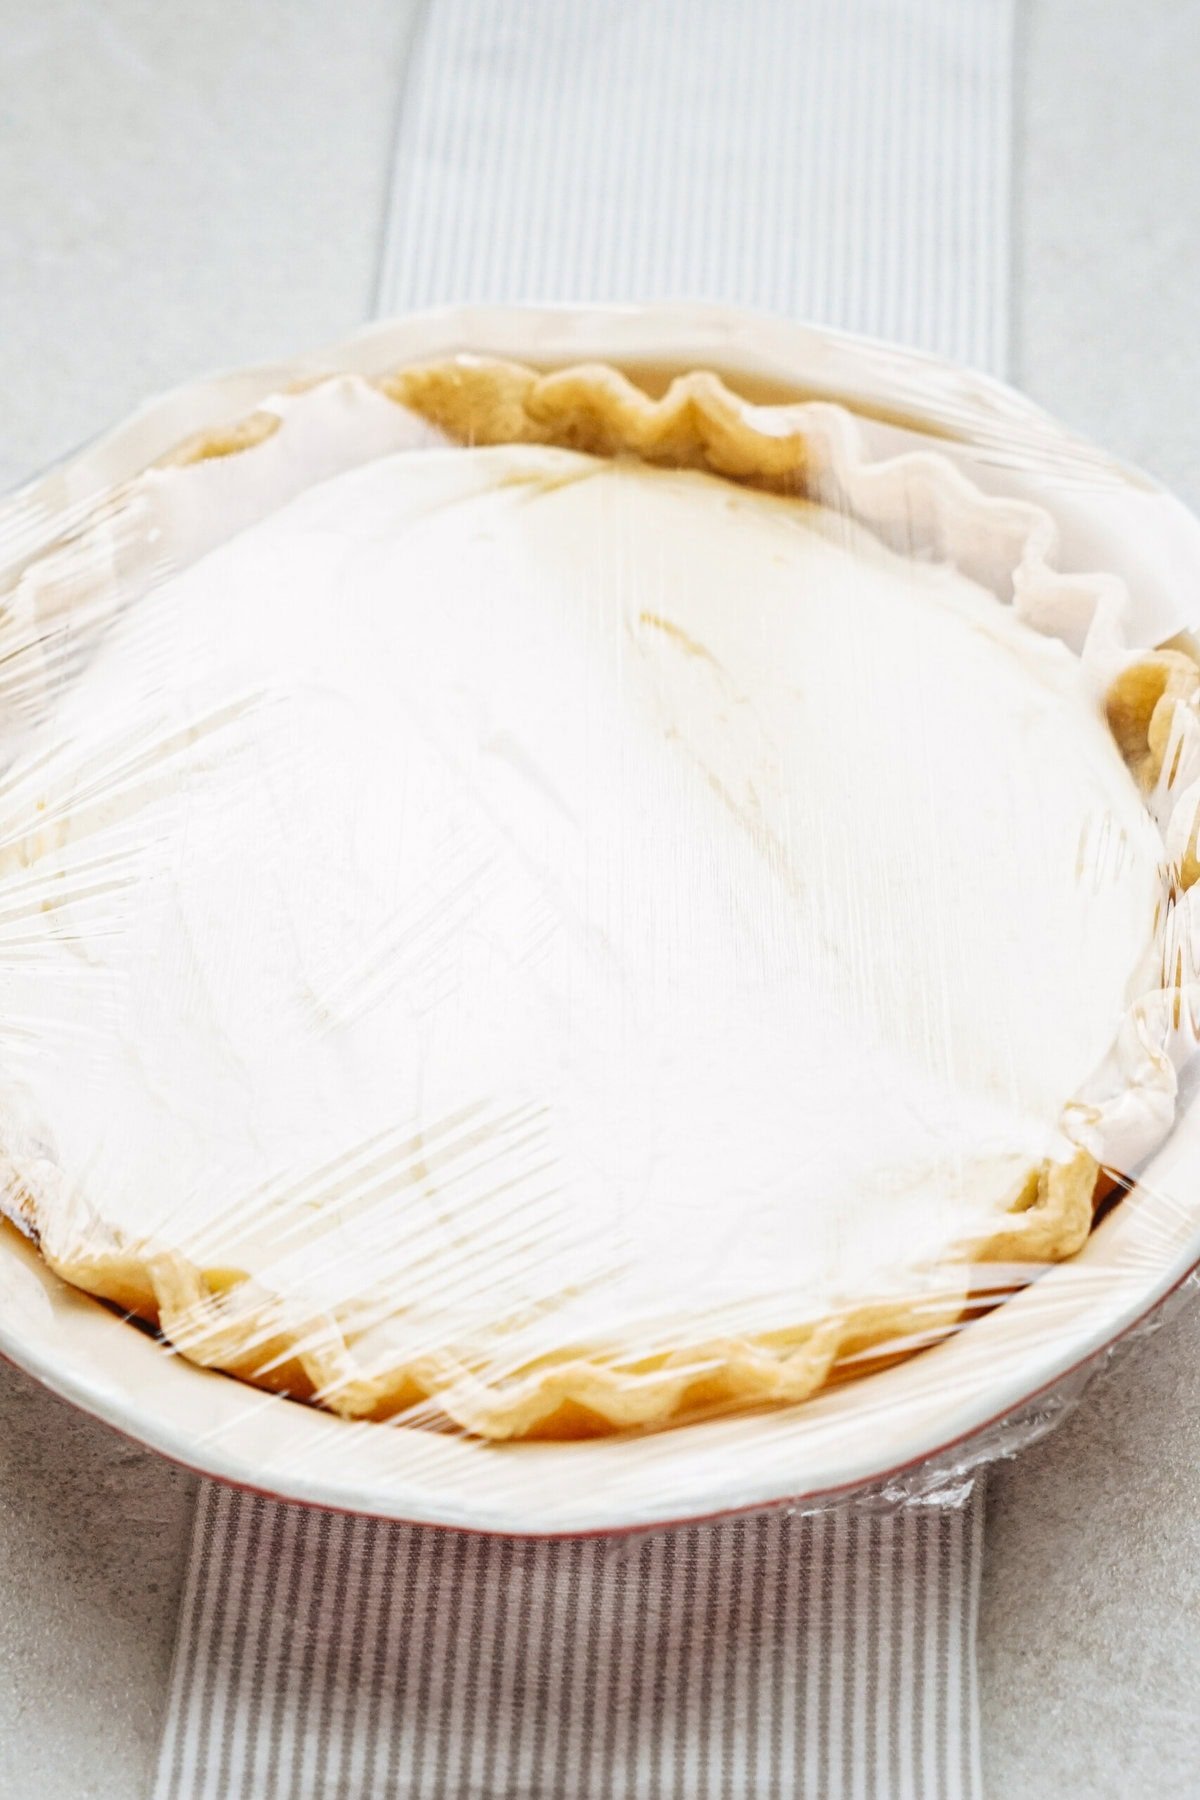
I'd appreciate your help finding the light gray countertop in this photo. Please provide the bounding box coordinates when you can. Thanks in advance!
[2,3,1199,1795]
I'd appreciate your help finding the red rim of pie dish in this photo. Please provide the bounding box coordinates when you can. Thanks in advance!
[2,1249,1195,1541]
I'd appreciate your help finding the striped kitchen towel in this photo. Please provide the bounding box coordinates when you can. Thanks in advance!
[378,0,1012,369]
[156,1483,984,1799]
[154,2,1013,1795]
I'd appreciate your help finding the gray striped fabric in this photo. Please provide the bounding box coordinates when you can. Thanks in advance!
[156,1483,984,1800]
[378,0,1013,370]
[154,2,1012,1794]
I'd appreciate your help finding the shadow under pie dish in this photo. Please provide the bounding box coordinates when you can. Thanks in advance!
[1,350,1197,1446]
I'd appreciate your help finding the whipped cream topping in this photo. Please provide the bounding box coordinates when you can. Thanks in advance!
[0,441,1169,1373]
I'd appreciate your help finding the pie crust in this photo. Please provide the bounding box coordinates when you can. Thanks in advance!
[1,358,1196,1439]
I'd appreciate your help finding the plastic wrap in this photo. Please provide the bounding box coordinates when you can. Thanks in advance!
[0,305,1198,1535]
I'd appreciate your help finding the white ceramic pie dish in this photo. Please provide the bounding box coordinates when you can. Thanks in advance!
[2,302,1200,1536]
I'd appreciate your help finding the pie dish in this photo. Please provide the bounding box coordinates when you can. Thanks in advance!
[1,345,1198,1445]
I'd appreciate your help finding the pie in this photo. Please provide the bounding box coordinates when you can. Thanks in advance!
[0,358,1196,1439]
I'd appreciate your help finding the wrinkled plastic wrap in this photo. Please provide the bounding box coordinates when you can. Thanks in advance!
[0,307,1198,1535]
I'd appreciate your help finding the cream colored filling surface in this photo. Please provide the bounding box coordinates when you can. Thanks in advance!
[0,445,1166,1376]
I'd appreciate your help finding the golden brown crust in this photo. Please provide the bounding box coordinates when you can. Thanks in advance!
[2,357,1181,1438]
[377,357,815,488]
[158,409,282,468]
[1105,648,1200,791]
[27,1151,1093,1437]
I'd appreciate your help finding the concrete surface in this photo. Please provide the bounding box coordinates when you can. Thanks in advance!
[984,3,1200,1794]
[1,1,1199,1795]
